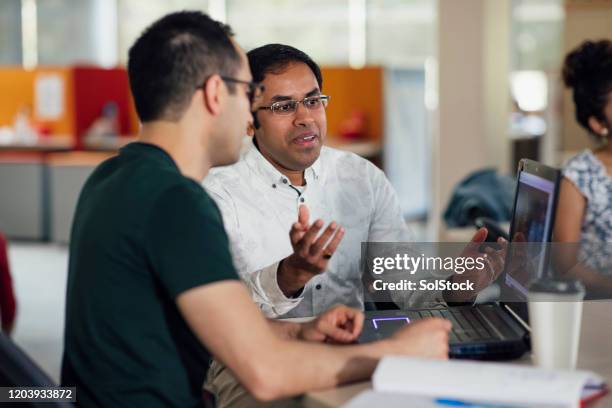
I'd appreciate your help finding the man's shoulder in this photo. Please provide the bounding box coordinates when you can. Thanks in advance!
[203,159,252,199]
[319,145,382,177]
[82,154,197,209]
[206,161,247,182]
[143,165,206,204]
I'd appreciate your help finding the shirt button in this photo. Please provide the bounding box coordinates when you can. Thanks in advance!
[315,284,322,290]
[300,197,305,202]
[282,178,288,184]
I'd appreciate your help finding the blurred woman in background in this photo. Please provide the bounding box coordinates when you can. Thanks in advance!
[555,39,612,295]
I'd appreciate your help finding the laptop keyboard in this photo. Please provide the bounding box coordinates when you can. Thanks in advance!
[415,309,500,343]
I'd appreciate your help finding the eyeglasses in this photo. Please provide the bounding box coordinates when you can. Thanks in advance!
[221,76,264,105]
[258,95,330,116]
[196,76,265,105]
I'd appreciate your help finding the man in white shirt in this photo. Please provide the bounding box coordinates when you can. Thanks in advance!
[204,44,503,319]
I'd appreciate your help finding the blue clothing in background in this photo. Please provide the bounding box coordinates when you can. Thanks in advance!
[444,169,515,228]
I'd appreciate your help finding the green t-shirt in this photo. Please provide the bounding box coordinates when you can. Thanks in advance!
[61,142,238,407]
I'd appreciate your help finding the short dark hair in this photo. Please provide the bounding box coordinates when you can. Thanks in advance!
[247,44,322,89]
[247,44,322,128]
[128,11,241,122]
[562,39,612,137]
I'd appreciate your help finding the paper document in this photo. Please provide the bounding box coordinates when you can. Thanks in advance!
[370,357,606,407]
[343,390,564,408]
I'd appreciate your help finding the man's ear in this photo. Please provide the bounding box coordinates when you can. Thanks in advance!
[203,74,223,116]
[587,116,607,136]
[247,121,255,136]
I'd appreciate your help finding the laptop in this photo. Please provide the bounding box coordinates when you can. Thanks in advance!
[358,159,561,360]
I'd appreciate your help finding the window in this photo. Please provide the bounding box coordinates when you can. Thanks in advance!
[117,0,207,64]
[0,0,21,65]
[227,0,350,65]
[37,0,99,65]
[367,0,436,67]
[511,0,564,71]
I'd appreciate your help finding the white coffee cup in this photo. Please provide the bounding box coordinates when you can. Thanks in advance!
[527,278,585,370]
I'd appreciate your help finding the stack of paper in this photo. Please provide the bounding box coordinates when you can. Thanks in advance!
[343,357,607,408]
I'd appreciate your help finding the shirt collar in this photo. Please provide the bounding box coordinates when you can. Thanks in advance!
[245,138,322,186]
[121,142,179,172]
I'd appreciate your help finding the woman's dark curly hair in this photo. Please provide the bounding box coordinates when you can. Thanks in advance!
[562,39,612,140]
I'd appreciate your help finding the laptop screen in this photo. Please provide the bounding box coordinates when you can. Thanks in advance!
[504,171,556,297]
[501,160,560,323]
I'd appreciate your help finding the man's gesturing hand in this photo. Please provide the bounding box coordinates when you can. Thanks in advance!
[277,205,345,297]
[446,227,508,303]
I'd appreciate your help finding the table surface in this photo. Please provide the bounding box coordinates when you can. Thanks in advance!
[303,301,612,408]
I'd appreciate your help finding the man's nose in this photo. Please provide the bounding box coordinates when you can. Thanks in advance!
[293,102,315,127]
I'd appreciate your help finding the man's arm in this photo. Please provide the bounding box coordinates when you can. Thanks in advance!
[204,183,322,317]
[367,167,506,306]
[365,166,439,309]
[246,205,345,316]
[177,280,450,401]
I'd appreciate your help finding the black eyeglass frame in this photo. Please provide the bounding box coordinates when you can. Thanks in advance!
[195,76,265,105]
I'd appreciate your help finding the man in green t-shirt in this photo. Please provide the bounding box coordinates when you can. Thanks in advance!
[61,11,451,408]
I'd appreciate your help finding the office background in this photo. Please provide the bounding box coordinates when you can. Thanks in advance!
[0,0,610,382]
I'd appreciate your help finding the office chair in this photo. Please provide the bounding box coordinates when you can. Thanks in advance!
[0,333,73,407]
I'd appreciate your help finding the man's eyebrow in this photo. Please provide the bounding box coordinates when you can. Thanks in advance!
[305,88,321,97]
[270,95,293,102]
[270,88,321,102]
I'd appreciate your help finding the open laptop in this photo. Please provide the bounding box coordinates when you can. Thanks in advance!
[359,159,561,360]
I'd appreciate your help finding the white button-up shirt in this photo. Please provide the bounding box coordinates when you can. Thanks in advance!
[204,139,430,318]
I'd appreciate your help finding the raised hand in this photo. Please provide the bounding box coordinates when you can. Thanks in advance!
[447,228,508,302]
[277,205,345,296]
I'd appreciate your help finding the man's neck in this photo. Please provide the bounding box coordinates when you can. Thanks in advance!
[139,121,211,182]
[253,137,306,186]
[282,168,305,186]
[264,155,305,186]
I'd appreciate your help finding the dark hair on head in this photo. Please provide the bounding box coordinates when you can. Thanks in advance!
[247,44,322,129]
[562,39,612,136]
[247,44,322,88]
[128,11,241,122]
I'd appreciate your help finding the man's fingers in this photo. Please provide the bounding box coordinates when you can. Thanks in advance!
[465,227,488,253]
[289,222,307,245]
[296,219,324,253]
[298,205,310,228]
[497,237,509,253]
[471,227,488,243]
[322,227,345,257]
[323,305,364,340]
[484,247,505,279]
[318,320,356,343]
[347,308,365,337]
[309,222,338,256]
[484,246,504,265]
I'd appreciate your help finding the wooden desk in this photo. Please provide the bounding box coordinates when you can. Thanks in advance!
[303,301,612,408]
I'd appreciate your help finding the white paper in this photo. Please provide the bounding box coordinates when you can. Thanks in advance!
[372,357,603,407]
[343,390,566,408]
[35,74,64,120]
[342,390,439,408]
